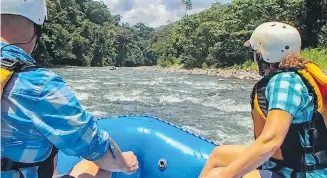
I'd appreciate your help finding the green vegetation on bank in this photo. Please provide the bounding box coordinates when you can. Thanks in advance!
[33,0,157,67]
[228,48,327,71]
[34,0,326,70]
[153,0,327,70]
[302,48,327,70]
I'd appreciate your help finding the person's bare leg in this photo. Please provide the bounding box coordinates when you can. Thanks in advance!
[203,168,261,178]
[199,145,248,177]
[205,168,224,177]
[69,159,112,178]
[53,158,112,178]
[243,170,262,178]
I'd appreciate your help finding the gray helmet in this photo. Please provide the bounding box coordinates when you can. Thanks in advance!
[1,0,48,25]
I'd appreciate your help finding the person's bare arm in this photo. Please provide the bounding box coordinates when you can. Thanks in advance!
[199,145,248,177]
[31,75,138,175]
[93,138,138,174]
[222,109,292,178]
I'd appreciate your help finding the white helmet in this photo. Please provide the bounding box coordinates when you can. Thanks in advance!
[1,0,48,25]
[244,22,302,63]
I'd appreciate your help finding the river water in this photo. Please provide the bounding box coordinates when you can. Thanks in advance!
[53,67,257,145]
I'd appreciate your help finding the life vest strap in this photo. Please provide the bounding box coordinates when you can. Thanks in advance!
[270,157,322,173]
[1,58,41,99]
[1,58,40,72]
[305,164,315,172]
[303,121,315,130]
[304,146,315,154]
[1,147,58,178]
[1,157,47,171]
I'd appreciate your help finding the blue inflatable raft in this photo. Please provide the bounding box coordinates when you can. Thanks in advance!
[56,115,217,178]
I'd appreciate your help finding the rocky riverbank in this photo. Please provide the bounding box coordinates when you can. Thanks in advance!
[134,66,262,80]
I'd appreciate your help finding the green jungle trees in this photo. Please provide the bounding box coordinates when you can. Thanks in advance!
[34,0,327,69]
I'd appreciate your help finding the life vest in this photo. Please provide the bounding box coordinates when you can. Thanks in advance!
[1,58,58,178]
[250,63,327,175]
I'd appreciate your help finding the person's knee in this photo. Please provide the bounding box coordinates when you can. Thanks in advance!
[95,170,112,178]
[75,171,112,178]
[206,168,225,177]
[210,146,227,159]
[243,170,261,178]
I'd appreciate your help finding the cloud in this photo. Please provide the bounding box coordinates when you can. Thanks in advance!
[100,0,230,28]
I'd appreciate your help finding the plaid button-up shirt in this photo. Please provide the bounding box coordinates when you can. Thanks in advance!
[1,42,115,178]
[263,71,327,177]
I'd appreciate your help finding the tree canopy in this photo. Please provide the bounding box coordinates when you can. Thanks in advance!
[34,0,156,67]
[34,0,327,69]
[152,0,327,69]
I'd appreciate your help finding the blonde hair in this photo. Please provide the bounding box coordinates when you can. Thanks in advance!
[279,54,314,69]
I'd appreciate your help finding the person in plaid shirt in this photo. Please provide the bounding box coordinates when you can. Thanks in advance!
[1,0,138,178]
[199,22,327,178]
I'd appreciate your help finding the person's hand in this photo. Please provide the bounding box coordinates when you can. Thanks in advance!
[122,151,139,174]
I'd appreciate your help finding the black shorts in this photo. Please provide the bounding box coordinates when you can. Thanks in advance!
[259,170,284,178]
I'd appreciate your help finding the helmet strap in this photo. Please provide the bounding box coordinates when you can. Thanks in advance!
[258,60,268,76]
[269,64,275,70]
[32,24,43,53]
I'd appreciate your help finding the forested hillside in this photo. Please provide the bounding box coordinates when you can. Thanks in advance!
[34,0,327,69]
[33,0,157,67]
[152,0,327,69]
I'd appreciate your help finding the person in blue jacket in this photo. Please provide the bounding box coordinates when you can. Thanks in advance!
[1,0,138,178]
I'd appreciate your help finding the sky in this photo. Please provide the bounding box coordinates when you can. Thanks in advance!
[100,0,231,28]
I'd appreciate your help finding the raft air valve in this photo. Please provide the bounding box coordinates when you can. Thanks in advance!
[158,158,167,171]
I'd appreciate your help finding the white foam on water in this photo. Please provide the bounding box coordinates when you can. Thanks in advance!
[182,126,211,137]
[129,89,144,95]
[86,84,99,90]
[73,91,91,101]
[73,86,86,90]
[164,88,192,94]
[105,90,149,102]
[65,79,74,84]
[106,94,140,102]
[211,129,235,144]
[202,98,235,109]
[210,128,252,145]
[103,82,116,85]
[223,104,251,112]
[83,105,92,110]
[72,83,99,90]
[201,98,250,112]
[74,79,98,83]
[193,83,233,90]
[137,81,158,85]
[180,81,218,87]
[92,111,108,117]
[235,117,254,129]
[184,96,201,104]
[159,95,184,103]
